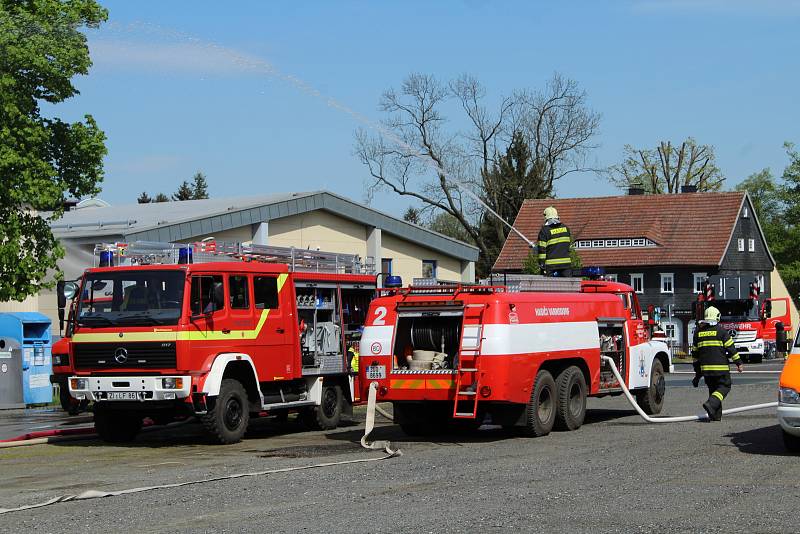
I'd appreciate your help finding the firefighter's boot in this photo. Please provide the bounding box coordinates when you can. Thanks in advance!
[704,394,723,421]
[702,401,715,422]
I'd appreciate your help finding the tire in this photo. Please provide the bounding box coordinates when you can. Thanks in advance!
[555,366,587,431]
[200,378,250,444]
[301,383,343,430]
[522,369,557,437]
[94,409,143,443]
[636,359,665,415]
[783,430,800,453]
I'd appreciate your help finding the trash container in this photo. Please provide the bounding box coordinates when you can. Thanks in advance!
[0,313,53,406]
[0,337,24,409]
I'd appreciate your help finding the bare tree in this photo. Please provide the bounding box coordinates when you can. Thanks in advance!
[354,72,600,267]
[607,138,725,193]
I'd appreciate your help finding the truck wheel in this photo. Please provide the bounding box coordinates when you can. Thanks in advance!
[301,383,343,430]
[94,409,143,443]
[522,369,556,437]
[783,430,800,453]
[200,378,250,444]
[636,359,665,415]
[555,366,587,431]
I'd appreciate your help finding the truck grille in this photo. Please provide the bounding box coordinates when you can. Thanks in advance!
[733,331,758,343]
[74,342,177,370]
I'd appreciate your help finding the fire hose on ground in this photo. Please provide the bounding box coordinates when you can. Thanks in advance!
[601,356,777,423]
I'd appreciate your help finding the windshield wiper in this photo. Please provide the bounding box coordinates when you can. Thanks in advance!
[77,316,117,327]
[116,314,165,325]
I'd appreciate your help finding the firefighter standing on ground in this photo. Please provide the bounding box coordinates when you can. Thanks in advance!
[537,206,572,276]
[691,306,744,421]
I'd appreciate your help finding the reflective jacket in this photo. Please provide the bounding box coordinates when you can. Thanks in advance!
[691,323,741,376]
[537,222,572,270]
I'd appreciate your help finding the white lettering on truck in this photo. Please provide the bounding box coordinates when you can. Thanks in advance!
[534,307,571,317]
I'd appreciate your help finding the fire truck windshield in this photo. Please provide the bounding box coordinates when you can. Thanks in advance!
[714,299,759,321]
[77,271,185,327]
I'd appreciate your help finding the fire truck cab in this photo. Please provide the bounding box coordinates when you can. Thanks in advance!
[359,277,672,437]
[62,241,376,444]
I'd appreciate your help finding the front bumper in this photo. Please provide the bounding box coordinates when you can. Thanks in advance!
[69,375,192,402]
[778,403,800,437]
[735,340,764,356]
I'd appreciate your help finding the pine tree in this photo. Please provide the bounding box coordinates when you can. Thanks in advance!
[172,181,194,201]
[137,191,152,204]
[403,207,421,224]
[154,193,170,203]
[191,172,209,199]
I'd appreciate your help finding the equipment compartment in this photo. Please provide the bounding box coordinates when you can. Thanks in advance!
[392,314,462,370]
[598,321,626,391]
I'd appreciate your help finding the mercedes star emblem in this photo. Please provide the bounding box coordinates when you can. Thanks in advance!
[114,347,129,364]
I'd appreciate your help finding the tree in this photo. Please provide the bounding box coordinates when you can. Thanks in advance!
[153,193,170,203]
[0,0,108,301]
[191,171,209,199]
[402,206,421,225]
[428,212,474,244]
[137,191,152,204]
[607,138,724,194]
[355,72,599,275]
[172,181,194,201]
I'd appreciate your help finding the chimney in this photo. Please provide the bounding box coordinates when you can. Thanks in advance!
[628,185,645,196]
[681,184,698,193]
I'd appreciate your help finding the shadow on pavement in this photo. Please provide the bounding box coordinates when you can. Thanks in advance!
[725,424,797,456]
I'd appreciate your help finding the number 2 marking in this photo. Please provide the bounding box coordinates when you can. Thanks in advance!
[373,306,387,325]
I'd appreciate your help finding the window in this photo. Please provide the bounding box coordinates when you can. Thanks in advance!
[605,239,618,248]
[748,238,755,252]
[630,273,644,294]
[191,275,224,315]
[229,276,249,309]
[253,276,279,309]
[738,238,745,252]
[592,239,603,248]
[605,273,618,282]
[619,239,632,247]
[665,323,676,340]
[693,273,707,294]
[660,273,674,294]
[743,207,749,218]
[381,258,393,275]
[756,274,765,293]
[632,238,646,247]
[422,260,437,279]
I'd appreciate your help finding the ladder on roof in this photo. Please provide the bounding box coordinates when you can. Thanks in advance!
[452,303,486,420]
[93,240,376,274]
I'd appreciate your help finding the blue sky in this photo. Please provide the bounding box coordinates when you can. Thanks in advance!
[55,0,800,217]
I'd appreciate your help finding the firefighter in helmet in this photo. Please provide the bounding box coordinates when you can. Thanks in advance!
[537,206,572,277]
[691,305,744,421]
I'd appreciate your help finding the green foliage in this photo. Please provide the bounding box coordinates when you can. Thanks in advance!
[0,0,108,301]
[153,193,169,203]
[736,144,800,302]
[478,132,552,276]
[137,191,152,204]
[172,180,194,201]
[429,212,474,244]
[403,206,421,225]
[191,171,209,199]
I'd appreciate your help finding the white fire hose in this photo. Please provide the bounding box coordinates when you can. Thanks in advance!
[601,356,777,422]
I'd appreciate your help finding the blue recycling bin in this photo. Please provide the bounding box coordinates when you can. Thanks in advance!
[0,313,53,405]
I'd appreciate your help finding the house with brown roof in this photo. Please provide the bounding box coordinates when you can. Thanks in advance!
[493,189,777,349]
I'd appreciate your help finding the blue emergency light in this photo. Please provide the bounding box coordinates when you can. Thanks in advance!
[582,266,605,280]
[99,250,114,267]
[385,275,403,288]
[178,246,193,264]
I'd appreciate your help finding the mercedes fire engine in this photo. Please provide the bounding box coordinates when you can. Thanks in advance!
[60,241,376,444]
[697,276,792,363]
[358,276,672,436]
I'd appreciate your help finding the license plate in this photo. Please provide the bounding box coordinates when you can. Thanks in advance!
[365,365,386,380]
[106,392,140,400]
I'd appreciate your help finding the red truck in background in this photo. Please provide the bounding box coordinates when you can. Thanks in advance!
[698,277,792,363]
[358,277,672,437]
[61,241,376,444]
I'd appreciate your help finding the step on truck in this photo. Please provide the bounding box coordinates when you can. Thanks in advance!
[697,277,792,363]
[358,276,672,437]
[61,241,376,444]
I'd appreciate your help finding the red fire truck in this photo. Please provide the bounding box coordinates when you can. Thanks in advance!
[698,277,792,363]
[61,241,376,443]
[358,277,672,436]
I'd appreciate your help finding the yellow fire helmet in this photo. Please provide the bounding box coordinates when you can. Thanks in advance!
[704,306,721,322]
[543,206,558,220]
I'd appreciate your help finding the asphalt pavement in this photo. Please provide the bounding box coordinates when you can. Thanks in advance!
[0,373,795,533]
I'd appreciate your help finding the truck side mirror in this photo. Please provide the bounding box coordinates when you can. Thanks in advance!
[693,301,704,321]
[57,281,66,309]
[647,304,656,326]
[776,321,790,353]
[762,300,772,320]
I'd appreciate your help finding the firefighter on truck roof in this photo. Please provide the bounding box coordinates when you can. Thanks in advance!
[691,305,744,421]
[537,206,572,277]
